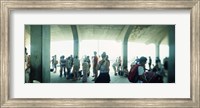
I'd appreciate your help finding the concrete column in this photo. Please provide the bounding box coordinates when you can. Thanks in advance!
[155,43,160,58]
[122,42,128,68]
[30,25,50,83]
[168,25,175,83]
[42,26,50,83]
[122,26,134,69]
[71,25,79,57]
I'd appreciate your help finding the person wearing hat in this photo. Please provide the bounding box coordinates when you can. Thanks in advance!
[95,52,110,83]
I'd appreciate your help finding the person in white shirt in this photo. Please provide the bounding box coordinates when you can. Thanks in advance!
[117,56,122,72]
[112,59,118,76]
[137,56,147,83]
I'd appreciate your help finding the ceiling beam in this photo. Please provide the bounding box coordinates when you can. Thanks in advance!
[123,25,134,43]
[71,25,79,41]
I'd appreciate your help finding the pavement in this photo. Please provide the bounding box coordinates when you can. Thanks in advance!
[50,68,130,83]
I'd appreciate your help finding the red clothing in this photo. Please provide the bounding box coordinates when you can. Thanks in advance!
[93,56,98,67]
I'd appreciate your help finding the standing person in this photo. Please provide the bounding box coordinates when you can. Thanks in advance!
[25,47,30,83]
[137,56,147,83]
[82,58,89,83]
[51,55,58,73]
[25,55,31,83]
[66,57,72,79]
[73,56,80,80]
[155,57,161,65]
[117,56,122,73]
[92,51,98,81]
[69,55,74,73]
[148,56,152,71]
[86,56,91,77]
[95,52,110,83]
[162,57,168,83]
[152,57,162,73]
[105,55,110,74]
[59,55,66,77]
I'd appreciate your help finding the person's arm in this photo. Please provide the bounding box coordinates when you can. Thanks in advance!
[97,60,102,70]
[106,60,110,72]
[138,66,147,82]
[138,66,144,75]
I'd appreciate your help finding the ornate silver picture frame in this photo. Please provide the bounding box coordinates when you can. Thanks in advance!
[0,0,199,107]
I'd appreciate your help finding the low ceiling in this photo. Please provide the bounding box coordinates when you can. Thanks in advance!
[25,25,169,45]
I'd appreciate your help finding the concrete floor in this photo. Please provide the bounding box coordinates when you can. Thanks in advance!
[50,68,130,83]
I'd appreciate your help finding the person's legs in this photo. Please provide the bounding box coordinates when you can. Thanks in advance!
[73,68,76,80]
[25,68,30,83]
[92,67,95,77]
[64,67,67,77]
[88,67,90,77]
[76,68,80,80]
[54,64,57,72]
[117,64,121,73]
[113,66,117,76]
[66,68,70,79]
[60,67,63,77]
[92,68,96,81]
[75,70,78,80]
[53,64,57,73]
[82,70,87,82]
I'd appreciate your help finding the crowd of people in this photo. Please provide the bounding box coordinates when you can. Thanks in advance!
[50,51,111,83]
[25,47,169,83]
[50,52,169,83]
[128,56,168,83]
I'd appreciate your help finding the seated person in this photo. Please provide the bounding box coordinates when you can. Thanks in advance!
[123,66,129,77]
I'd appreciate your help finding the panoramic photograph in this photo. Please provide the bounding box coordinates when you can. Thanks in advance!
[24,25,175,83]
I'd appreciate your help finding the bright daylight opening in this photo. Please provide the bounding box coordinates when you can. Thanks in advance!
[50,40,169,72]
[50,41,73,58]
[80,40,122,73]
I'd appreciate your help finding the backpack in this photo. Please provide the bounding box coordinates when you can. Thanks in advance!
[128,64,140,83]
